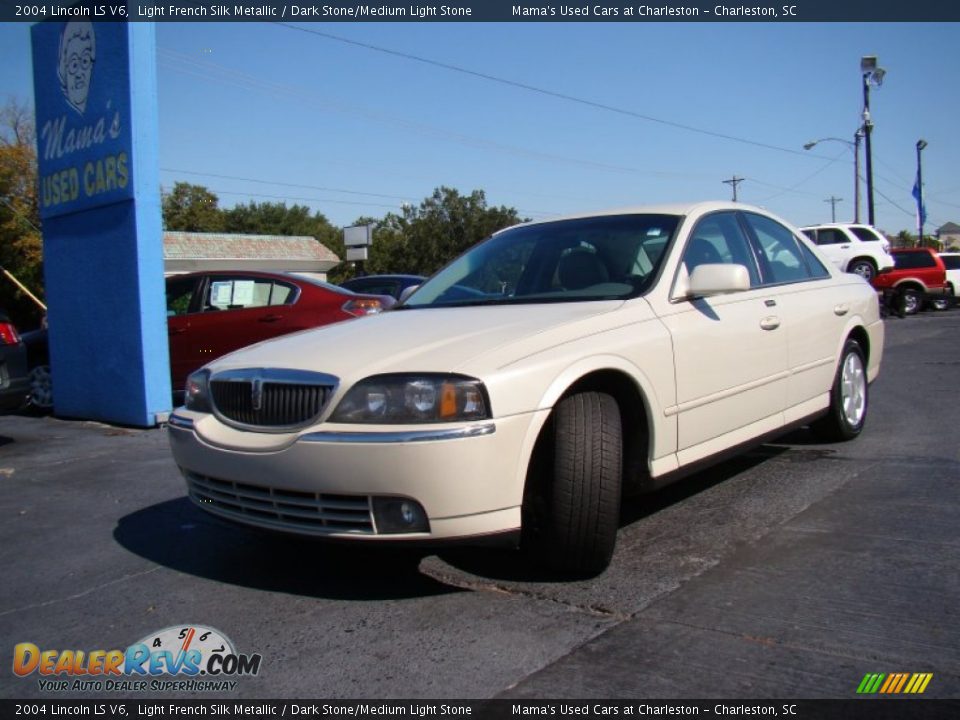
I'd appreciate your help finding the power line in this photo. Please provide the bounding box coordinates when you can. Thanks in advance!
[158,49,720,181]
[161,168,418,202]
[273,23,829,160]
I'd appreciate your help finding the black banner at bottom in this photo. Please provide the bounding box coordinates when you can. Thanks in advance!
[2,700,960,720]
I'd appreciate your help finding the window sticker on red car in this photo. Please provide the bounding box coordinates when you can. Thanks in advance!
[210,281,233,308]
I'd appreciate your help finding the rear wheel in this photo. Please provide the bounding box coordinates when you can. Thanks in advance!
[524,391,622,576]
[847,258,877,281]
[28,364,53,411]
[930,286,953,311]
[812,339,868,442]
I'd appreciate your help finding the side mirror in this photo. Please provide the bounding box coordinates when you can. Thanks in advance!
[398,285,420,304]
[685,264,750,298]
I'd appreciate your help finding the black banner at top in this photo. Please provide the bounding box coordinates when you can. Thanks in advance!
[1,700,960,720]
[6,0,960,23]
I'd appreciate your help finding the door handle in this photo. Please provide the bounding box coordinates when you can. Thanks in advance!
[840,244,851,249]
[168,327,185,336]
[760,316,781,331]
[259,314,283,323]
[834,304,850,316]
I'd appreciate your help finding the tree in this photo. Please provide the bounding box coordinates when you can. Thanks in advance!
[0,98,44,329]
[336,187,524,282]
[161,182,225,232]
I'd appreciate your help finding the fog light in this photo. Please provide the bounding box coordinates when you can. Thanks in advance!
[372,497,429,534]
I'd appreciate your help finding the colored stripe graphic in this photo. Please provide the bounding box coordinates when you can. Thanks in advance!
[857,672,932,694]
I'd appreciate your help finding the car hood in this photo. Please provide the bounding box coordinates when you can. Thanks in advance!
[207,301,626,382]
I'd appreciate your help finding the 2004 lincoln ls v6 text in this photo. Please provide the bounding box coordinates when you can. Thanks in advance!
[168,201,884,575]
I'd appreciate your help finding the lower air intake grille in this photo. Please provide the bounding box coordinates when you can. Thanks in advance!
[186,472,375,534]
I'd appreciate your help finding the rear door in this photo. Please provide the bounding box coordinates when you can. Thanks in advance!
[806,228,850,271]
[165,275,203,390]
[741,212,845,424]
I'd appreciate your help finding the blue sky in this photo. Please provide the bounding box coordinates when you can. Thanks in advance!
[2,21,958,236]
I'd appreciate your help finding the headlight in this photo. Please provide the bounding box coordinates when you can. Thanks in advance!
[184,369,212,413]
[330,374,490,424]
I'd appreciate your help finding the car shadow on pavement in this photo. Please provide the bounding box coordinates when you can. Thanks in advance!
[435,442,792,583]
[113,498,460,601]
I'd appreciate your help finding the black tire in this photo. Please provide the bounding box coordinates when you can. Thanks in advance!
[524,391,622,576]
[812,339,868,442]
[901,288,922,315]
[28,364,53,411]
[847,259,877,281]
[930,286,953,311]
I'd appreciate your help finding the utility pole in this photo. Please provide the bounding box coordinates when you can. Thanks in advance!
[723,176,745,202]
[824,196,843,223]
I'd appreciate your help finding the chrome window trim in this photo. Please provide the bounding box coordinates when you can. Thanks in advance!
[300,422,496,444]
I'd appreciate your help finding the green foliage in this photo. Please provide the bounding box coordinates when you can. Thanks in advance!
[161,182,225,232]
[334,187,524,283]
[0,99,44,329]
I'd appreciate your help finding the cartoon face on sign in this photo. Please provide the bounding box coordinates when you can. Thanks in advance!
[57,21,96,115]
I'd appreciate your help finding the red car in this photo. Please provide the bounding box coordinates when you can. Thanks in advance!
[25,271,393,409]
[871,248,949,315]
[165,271,393,393]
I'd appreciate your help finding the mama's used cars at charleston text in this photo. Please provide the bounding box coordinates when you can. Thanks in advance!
[169,201,884,575]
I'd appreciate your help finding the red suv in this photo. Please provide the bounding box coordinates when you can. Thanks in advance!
[871,248,949,315]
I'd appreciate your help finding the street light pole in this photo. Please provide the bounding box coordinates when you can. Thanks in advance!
[916,139,927,246]
[802,135,861,223]
[860,56,886,227]
[853,129,862,223]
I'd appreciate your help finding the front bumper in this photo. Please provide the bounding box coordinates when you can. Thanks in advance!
[168,410,544,543]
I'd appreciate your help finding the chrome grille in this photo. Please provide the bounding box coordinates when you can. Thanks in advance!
[186,472,375,534]
[208,369,338,430]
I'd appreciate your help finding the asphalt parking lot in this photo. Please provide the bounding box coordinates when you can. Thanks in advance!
[1,311,958,701]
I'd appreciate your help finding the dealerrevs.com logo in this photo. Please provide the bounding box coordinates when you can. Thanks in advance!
[13,625,262,693]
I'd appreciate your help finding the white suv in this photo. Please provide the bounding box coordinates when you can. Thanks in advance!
[800,223,894,281]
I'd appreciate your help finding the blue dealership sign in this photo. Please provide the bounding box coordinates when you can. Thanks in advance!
[31,21,171,427]
[32,20,135,219]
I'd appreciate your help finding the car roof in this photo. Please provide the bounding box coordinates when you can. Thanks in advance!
[798,223,879,230]
[501,200,777,231]
[343,274,425,282]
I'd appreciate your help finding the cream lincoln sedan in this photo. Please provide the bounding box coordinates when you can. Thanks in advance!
[168,201,884,575]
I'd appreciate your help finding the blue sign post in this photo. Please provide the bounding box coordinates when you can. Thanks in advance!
[31,20,171,426]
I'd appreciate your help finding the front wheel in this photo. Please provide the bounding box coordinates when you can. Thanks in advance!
[812,339,868,442]
[901,288,922,315]
[524,391,622,576]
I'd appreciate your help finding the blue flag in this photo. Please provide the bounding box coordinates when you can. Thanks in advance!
[912,171,927,227]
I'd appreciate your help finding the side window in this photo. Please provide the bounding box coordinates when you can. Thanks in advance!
[849,227,882,243]
[269,282,296,306]
[166,276,198,317]
[796,237,831,279]
[816,228,847,245]
[893,252,935,269]
[683,211,760,286]
[742,213,813,284]
[204,277,276,311]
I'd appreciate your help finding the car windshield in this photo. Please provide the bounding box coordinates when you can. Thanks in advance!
[402,214,680,308]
